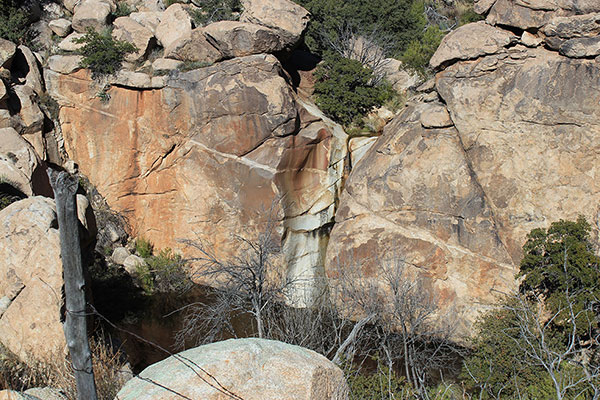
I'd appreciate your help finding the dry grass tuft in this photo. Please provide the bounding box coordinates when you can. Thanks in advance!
[0,338,131,399]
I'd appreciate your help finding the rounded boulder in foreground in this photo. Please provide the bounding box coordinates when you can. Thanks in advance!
[115,338,348,400]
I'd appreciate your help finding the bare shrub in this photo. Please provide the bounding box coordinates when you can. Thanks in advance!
[329,256,463,398]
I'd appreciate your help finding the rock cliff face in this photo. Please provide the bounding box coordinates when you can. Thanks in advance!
[43,0,345,305]
[327,0,600,330]
[3,0,600,357]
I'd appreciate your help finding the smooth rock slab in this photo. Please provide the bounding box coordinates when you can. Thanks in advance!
[116,338,348,400]
[204,21,284,58]
[429,21,515,69]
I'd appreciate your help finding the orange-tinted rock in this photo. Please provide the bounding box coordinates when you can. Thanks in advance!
[50,53,349,304]
[53,56,291,261]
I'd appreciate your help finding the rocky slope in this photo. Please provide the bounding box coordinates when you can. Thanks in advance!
[327,0,600,332]
[2,0,600,363]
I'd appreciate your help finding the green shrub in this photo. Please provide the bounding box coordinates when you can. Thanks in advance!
[0,0,35,46]
[135,246,191,294]
[459,8,484,26]
[135,261,154,295]
[188,0,241,27]
[400,25,445,77]
[313,54,393,125]
[112,1,135,18]
[461,298,552,399]
[134,237,154,258]
[462,217,600,399]
[518,216,600,337]
[295,0,426,57]
[345,361,413,399]
[74,28,137,78]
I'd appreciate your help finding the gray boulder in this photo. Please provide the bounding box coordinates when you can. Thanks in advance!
[116,338,348,400]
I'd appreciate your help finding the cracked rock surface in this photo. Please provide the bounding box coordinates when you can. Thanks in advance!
[326,0,600,333]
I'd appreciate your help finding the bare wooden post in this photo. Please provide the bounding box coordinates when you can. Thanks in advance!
[48,170,98,400]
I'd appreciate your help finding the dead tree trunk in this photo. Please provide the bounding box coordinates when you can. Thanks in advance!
[48,170,98,400]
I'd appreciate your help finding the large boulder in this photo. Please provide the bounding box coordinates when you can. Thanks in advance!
[46,55,83,74]
[203,21,285,58]
[240,0,310,49]
[112,16,156,62]
[48,18,72,37]
[429,21,516,69]
[0,127,46,197]
[435,47,600,263]
[9,85,46,157]
[0,197,65,363]
[58,32,85,52]
[0,196,95,364]
[154,3,192,55]
[164,28,222,63]
[13,46,44,95]
[0,38,16,69]
[326,102,514,332]
[49,53,347,304]
[116,338,348,400]
[72,0,113,33]
[49,55,295,260]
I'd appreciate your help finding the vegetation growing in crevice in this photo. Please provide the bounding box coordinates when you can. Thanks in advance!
[313,53,393,126]
[0,178,26,211]
[112,1,135,18]
[131,238,192,295]
[74,28,137,78]
[187,0,242,27]
[400,25,445,77]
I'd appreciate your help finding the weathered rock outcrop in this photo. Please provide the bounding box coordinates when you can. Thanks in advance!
[0,196,94,363]
[116,338,348,400]
[240,0,310,49]
[0,197,65,363]
[0,127,46,197]
[204,21,285,59]
[327,0,600,331]
[47,53,347,304]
